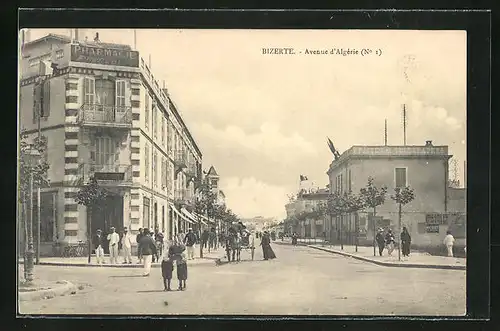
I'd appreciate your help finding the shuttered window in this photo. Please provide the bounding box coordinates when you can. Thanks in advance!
[153,151,158,187]
[145,93,150,130]
[395,168,407,188]
[144,144,149,183]
[83,77,95,105]
[115,80,126,109]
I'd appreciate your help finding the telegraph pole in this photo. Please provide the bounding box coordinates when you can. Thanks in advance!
[402,104,407,146]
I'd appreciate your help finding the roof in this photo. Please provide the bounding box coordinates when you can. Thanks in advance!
[23,34,71,48]
[206,166,219,177]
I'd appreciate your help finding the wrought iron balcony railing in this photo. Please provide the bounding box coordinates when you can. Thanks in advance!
[174,188,195,202]
[78,104,132,128]
[184,162,197,178]
[79,163,133,184]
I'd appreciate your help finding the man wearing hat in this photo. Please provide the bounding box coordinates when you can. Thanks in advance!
[94,229,105,264]
[183,228,197,260]
[375,228,386,257]
[107,226,120,264]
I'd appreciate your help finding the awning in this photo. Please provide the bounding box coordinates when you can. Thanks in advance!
[181,208,199,224]
[170,203,194,224]
[193,212,212,224]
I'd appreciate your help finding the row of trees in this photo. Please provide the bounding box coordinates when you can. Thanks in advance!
[285,177,415,260]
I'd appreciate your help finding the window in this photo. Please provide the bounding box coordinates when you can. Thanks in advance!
[153,151,158,187]
[348,169,352,192]
[83,77,95,105]
[395,167,407,188]
[95,79,115,106]
[92,136,117,166]
[167,122,173,152]
[115,80,126,108]
[161,117,165,145]
[145,93,150,130]
[55,50,64,59]
[143,197,150,229]
[153,104,158,140]
[144,144,149,183]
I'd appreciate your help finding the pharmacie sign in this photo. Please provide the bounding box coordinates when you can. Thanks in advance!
[71,45,139,67]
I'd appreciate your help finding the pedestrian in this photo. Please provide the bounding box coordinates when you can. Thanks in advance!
[155,228,165,261]
[208,228,216,252]
[401,227,412,258]
[183,228,197,260]
[138,228,157,277]
[121,227,133,264]
[375,228,386,256]
[107,227,120,264]
[175,251,188,291]
[136,228,144,264]
[94,229,105,264]
[201,229,209,250]
[161,244,175,291]
[443,230,455,257]
[260,231,276,260]
[385,229,395,256]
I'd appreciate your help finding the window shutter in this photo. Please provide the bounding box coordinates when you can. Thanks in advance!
[84,77,95,104]
[42,80,50,117]
[115,80,126,108]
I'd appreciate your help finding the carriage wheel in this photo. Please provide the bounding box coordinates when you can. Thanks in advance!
[251,247,255,260]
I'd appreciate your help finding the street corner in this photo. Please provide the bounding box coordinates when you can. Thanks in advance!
[18,280,83,302]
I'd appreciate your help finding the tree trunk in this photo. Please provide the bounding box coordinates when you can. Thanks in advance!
[355,212,359,253]
[199,218,203,258]
[373,206,377,257]
[398,203,402,261]
[340,214,343,250]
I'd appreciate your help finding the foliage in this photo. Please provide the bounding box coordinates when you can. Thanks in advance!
[74,176,108,209]
[194,182,218,219]
[359,177,388,210]
[18,130,50,203]
[390,186,416,206]
[343,191,365,213]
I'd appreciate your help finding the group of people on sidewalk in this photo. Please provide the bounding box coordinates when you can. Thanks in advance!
[375,227,412,258]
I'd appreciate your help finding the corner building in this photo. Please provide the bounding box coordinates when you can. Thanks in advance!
[19,34,201,254]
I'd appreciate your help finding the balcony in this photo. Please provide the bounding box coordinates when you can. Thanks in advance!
[174,189,194,206]
[184,162,197,179]
[78,104,132,128]
[79,163,132,186]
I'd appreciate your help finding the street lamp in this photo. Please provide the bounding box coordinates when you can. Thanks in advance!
[23,148,42,283]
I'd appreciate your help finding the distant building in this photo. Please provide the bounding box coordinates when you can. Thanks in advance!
[19,32,202,255]
[284,188,329,237]
[326,141,466,250]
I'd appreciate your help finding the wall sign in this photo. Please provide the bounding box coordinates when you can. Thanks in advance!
[425,213,443,233]
[71,45,139,67]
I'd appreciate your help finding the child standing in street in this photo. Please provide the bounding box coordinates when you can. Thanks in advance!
[161,251,174,291]
[176,252,188,291]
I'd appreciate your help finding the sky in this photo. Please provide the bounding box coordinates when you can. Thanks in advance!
[28,29,467,220]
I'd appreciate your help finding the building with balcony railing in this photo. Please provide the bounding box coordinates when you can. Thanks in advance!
[18,30,203,253]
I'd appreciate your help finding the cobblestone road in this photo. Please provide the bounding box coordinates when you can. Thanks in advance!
[18,242,466,316]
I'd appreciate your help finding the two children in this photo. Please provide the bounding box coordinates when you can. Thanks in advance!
[161,237,188,291]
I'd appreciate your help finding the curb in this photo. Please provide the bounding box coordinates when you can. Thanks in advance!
[18,258,219,268]
[19,281,78,302]
[307,245,466,270]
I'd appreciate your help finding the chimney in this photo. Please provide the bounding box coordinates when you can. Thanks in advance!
[425,140,433,146]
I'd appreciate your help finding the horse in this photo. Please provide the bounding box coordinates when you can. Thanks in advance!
[225,232,241,262]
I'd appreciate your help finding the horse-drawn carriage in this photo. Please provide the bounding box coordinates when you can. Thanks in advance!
[225,222,255,262]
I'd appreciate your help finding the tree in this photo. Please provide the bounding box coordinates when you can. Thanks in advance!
[391,186,416,261]
[343,191,365,251]
[359,177,388,256]
[19,130,50,281]
[326,192,347,248]
[193,182,218,257]
[75,176,108,263]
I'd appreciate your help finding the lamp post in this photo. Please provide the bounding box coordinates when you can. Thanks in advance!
[23,148,41,283]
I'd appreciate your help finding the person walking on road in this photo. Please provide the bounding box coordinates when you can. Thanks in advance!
[401,227,412,258]
[136,228,144,264]
[260,231,276,260]
[176,251,188,291]
[208,228,216,252]
[107,227,120,264]
[375,228,386,256]
[94,229,105,265]
[155,228,165,261]
[138,228,157,277]
[121,227,133,264]
[201,229,209,251]
[184,228,197,260]
[444,230,455,257]
[385,229,395,256]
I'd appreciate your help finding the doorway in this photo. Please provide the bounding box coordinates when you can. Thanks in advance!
[89,193,123,254]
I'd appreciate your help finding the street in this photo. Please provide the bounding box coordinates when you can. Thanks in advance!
[19,241,466,316]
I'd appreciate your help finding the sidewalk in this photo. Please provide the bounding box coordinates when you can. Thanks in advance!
[275,238,466,270]
[18,246,226,268]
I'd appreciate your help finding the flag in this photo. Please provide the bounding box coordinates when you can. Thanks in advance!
[300,175,308,181]
[327,137,341,160]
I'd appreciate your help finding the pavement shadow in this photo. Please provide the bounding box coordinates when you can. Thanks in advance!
[109,275,145,278]
[136,290,168,293]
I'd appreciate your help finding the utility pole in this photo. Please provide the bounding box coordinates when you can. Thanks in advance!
[384,119,388,146]
[402,104,407,146]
